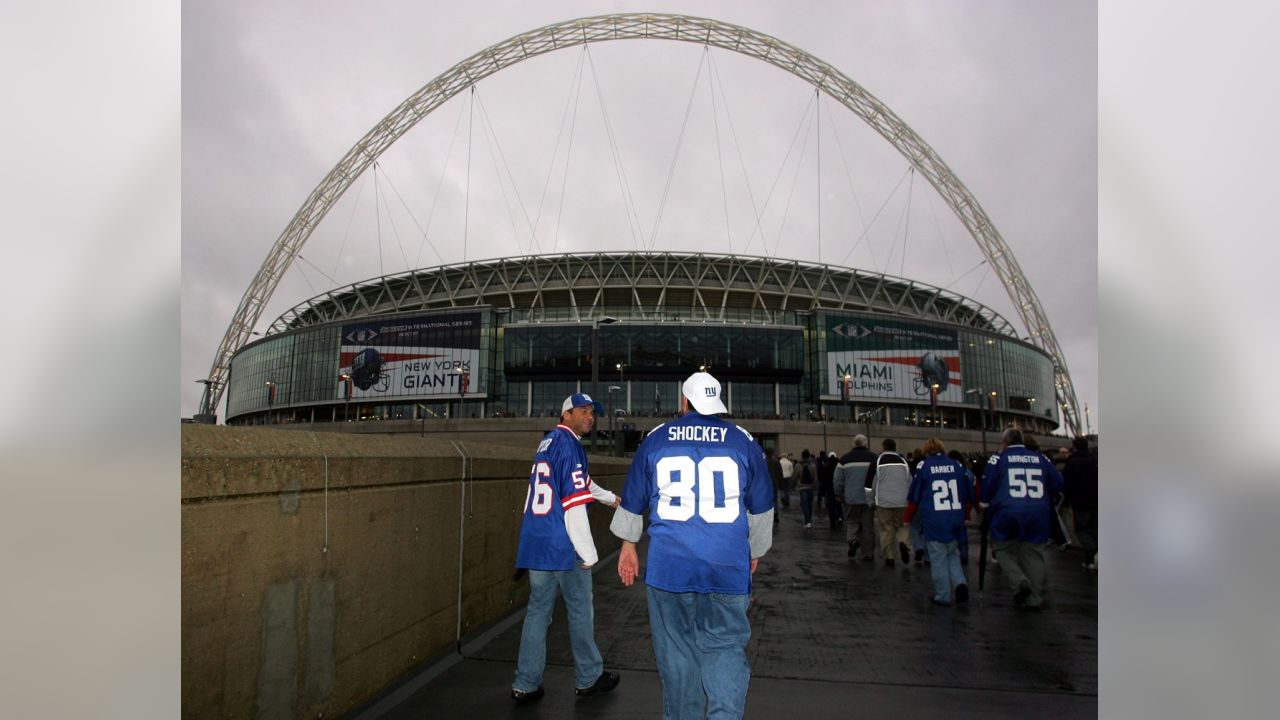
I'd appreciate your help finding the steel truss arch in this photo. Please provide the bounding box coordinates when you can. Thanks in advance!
[202,12,1082,434]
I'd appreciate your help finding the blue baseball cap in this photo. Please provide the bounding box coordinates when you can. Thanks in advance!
[562,393,603,416]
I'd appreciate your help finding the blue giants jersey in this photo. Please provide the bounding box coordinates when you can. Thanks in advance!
[620,413,774,594]
[906,455,973,543]
[515,425,594,571]
[980,444,1064,543]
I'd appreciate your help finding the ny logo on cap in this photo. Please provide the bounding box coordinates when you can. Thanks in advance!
[704,388,717,397]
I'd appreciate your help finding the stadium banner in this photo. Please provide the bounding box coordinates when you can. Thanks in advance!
[824,315,963,403]
[337,312,482,400]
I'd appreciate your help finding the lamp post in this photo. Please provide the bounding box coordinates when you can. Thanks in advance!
[843,372,852,427]
[455,367,469,420]
[339,373,352,425]
[265,380,276,425]
[616,362,626,411]
[1028,397,1037,433]
[608,385,623,456]
[930,382,940,429]
[590,315,619,453]
[965,387,989,456]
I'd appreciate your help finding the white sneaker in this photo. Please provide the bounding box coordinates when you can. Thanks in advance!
[804,522,812,528]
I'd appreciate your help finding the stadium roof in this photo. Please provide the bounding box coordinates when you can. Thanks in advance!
[268,251,1018,336]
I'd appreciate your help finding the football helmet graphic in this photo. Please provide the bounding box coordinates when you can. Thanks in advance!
[913,352,950,395]
[351,347,389,390]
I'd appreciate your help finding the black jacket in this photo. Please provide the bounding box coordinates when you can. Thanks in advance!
[1063,450,1098,511]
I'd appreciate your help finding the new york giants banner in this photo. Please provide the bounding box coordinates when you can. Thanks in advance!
[825,315,963,403]
[337,312,482,400]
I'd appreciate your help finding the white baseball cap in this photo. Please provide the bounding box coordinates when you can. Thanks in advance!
[682,371,728,415]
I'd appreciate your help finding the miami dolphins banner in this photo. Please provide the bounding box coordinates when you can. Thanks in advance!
[824,315,962,403]
[337,311,482,399]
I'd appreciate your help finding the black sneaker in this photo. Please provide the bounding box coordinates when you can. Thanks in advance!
[1013,585,1032,607]
[884,558,895,568]
[576,671,620,697]
[955,584,969,604]
[914,549,924,566]
[898,542,911,564]
[511,686,544,703]
[847,541,857,558]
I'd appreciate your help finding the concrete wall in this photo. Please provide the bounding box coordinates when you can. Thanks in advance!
[181,425,629,720]
[270,416,1055,458]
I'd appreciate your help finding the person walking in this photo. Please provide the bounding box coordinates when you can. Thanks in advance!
[834,435,877,560]
[906,450,930,565]
[766,447,784,525]
[1063,436,1098,570]
[511,393,622,702]
[611,371,774,719]
[947,449,977,565]
[980,428,1065,609]
[819,451,841,530]
[777,452,794,509]
[796,449,818,528]
[903,438,973,605]
[870,438,912,567]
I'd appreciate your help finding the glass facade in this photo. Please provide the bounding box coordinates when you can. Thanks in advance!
[502,323,803,381]
[227,306,1059,434]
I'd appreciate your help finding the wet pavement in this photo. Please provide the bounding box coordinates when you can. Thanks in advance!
[354,502,1097,719]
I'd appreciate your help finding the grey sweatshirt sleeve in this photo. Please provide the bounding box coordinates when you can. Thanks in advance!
[610,506,644,543]
[747,510,774,559]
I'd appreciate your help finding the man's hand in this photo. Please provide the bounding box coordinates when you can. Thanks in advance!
[618,541,639,587]
[611,497,621,509]
[750,558,760,574]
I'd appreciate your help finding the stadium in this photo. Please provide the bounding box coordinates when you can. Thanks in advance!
[196,14,1088,454]
[222,250,1061,453]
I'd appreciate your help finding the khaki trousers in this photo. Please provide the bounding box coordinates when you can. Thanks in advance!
[875,506,908,560]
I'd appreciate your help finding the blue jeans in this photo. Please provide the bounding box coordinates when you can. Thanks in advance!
[799,489,814,524]
[647,586,752,719]
[925,540,967,603]
[514,567,603,691]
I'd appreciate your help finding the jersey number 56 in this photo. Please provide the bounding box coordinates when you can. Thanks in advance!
[655,455,740,523]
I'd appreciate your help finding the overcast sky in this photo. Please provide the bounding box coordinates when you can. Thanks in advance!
[181,0,1097,432]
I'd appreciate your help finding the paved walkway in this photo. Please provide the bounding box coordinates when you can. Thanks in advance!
[355,502,1097,719]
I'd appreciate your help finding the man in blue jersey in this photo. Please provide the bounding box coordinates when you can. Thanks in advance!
[903,438,973,606]
[611,371,774,719]
[511,393,622,702]
[980,427,1065,609]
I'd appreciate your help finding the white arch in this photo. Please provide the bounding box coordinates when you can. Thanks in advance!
[201,12,1082,433]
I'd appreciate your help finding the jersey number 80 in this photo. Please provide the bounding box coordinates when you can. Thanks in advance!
[655,455,740,523]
